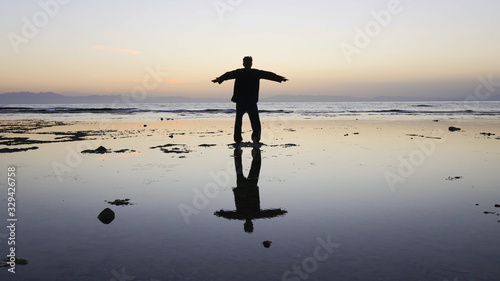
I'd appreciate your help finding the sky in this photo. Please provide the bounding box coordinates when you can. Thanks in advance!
[1,0,499,99]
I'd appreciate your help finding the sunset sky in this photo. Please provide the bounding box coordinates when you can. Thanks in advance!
[1,0,499,99]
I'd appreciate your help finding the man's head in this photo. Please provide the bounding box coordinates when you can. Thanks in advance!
[244,219,254,233]
[243,56,252,69]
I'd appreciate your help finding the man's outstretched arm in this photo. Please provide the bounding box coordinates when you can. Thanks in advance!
[212,70,238,84]
[259,70,288,83]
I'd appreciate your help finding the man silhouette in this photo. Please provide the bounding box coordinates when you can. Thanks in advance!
[212,56,288,146]
[214,147,287,233]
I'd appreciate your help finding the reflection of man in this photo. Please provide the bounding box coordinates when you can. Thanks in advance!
[214,148,287,233]
[212,56,288,146]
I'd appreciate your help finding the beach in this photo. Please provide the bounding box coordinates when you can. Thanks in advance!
[3,0,500,279]
[1,117,499,280]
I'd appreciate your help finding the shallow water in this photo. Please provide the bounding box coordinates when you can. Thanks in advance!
[2,101,500,121]
[0,119,499,280]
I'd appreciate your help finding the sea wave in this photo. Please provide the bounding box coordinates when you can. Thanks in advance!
[342,109,490,115]
[0,106,294,115]
[1,102,499,121]
[0,106,140,114]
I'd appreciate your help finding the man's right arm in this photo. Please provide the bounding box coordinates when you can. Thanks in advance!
[212,70,238,84]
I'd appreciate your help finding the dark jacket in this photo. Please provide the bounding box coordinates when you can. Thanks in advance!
[217,68,284,104]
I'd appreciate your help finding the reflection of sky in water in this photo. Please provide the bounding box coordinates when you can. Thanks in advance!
[1,121,499,280]
[2,101,500,122]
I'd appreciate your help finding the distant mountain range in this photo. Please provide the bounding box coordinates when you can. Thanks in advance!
[0,91,224,104]
[1,91,499,104]
[262,95,500,102]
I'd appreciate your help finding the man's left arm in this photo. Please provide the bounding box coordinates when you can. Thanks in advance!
[259,70,288,83]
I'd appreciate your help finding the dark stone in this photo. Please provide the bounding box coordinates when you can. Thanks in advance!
[263,240,272,248]
[269,143,298,148]
[0,257,28,267]
[199,144,217,147]
[95,146,107,153]
[150,143,191,154]
[0,146,39,153]
[81,145,109,154]
[98,208,115,224]
[448,126,461,132]
[114,149,136,153]
[106,198,133,206]
[0,136,51,146]
[480,132,495,136]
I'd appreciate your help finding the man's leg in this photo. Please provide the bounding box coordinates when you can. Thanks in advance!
[234,147,243,181]
[248,103,261,143]
[248,147,261,180]
[234,103,245,144]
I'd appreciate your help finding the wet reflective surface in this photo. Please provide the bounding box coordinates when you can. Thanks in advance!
[1,119,499,280]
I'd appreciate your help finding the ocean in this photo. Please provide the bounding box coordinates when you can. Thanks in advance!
[1,101,500,121]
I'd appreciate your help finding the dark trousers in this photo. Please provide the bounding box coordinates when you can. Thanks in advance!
[234,103,261,143]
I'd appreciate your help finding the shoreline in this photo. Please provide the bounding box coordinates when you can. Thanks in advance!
[2,100,500,123]
[1,117,499,154]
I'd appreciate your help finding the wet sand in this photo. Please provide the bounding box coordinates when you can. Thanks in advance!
[1,117,499,280]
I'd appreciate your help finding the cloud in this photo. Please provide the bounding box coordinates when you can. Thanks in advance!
[101,78,189,84]
[91,45,141,55]
[112,48,141,55]
[91,45,107,50]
